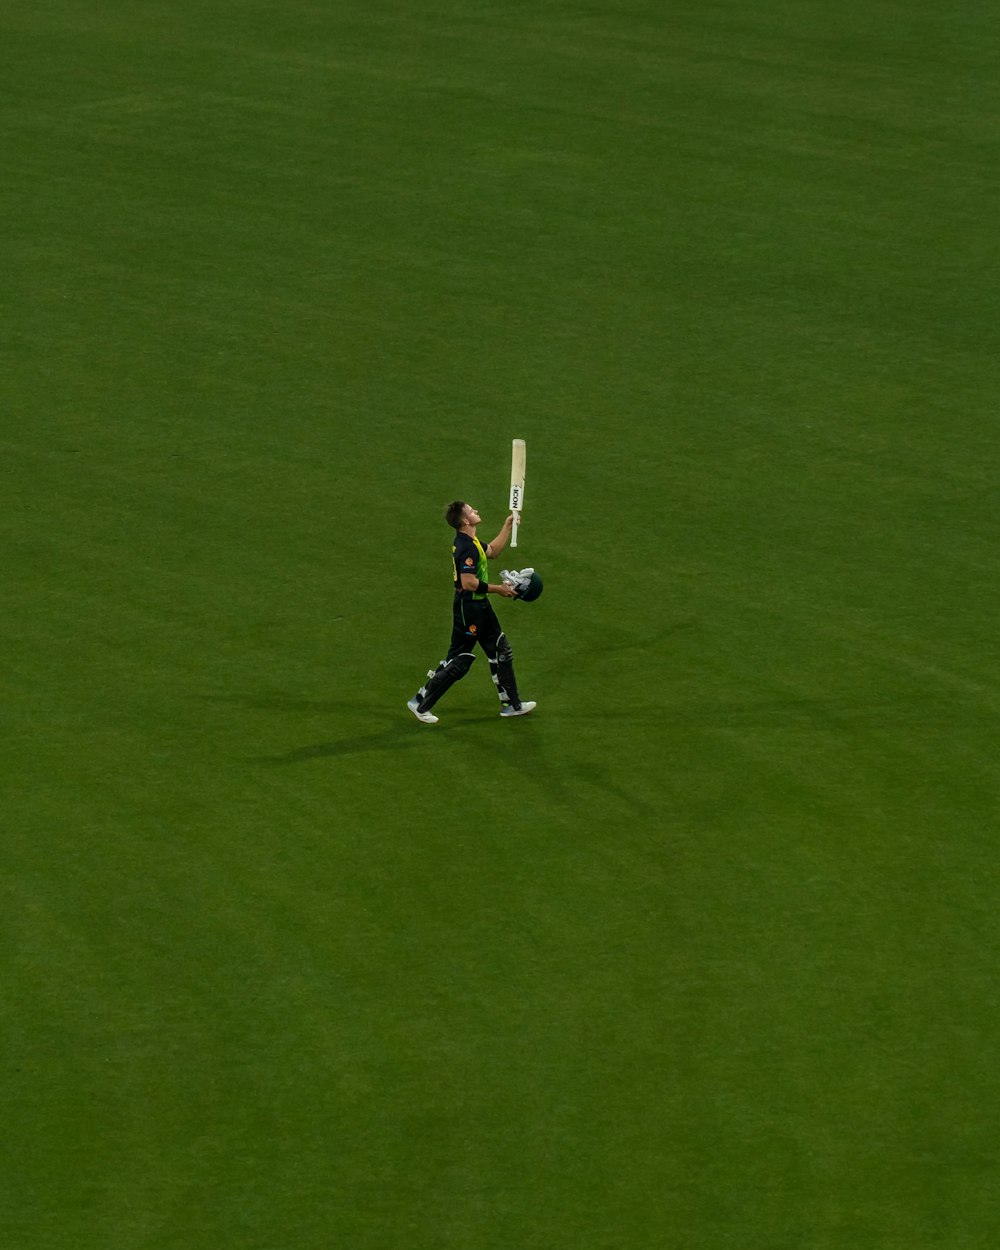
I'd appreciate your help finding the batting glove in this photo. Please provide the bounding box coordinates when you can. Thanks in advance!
[501,568,533,594]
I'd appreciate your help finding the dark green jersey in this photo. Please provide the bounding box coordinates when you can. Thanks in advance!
[453,531,489,600]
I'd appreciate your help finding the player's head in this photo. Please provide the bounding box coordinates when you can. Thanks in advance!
[445,501,467,529]
[445,501,480,529]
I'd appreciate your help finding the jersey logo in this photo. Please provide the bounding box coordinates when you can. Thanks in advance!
[468,624,477,634]
[465,558,474,566]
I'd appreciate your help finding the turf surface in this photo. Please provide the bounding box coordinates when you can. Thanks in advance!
[3,2,999,1246]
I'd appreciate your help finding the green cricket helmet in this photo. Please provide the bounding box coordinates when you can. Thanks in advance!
[518,570,544,602]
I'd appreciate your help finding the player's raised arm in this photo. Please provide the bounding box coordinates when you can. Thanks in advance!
[485,514,515,559]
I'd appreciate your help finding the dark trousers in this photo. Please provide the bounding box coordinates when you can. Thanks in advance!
[416,596,522,712]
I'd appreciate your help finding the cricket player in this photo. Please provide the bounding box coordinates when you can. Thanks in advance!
[407,501,537,724]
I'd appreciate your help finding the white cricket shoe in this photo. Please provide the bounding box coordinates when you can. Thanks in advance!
[500,701,536,718]
[407,698,439,725]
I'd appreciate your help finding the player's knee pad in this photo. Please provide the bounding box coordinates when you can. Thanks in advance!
[451,651,476,678]
[496,633,513,665]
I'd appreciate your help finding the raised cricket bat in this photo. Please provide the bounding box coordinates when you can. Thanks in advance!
[509,438,526,548]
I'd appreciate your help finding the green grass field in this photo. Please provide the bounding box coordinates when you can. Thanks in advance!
[4,2,999,1246]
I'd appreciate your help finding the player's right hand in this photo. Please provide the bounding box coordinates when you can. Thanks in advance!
[497,583,518,597]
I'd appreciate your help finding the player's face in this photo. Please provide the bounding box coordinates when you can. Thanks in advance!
[464,505,481,526]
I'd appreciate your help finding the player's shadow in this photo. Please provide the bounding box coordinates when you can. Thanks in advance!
[250,709,516,764]
[194,692,362,717]
[251,724,433,765]
[193,691,446,764]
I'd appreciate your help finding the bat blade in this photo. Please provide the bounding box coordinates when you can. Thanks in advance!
[509,438,526,547]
